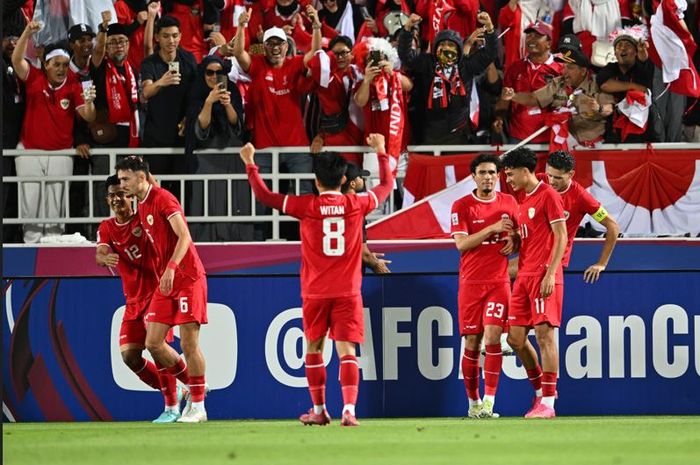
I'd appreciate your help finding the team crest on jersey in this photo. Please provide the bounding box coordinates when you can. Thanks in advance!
[59,98,70,110]
[132,226,142,237]
[451,213,459,226]
[147,214,154,226]
[528,207,535,219]
[564,210,570,220]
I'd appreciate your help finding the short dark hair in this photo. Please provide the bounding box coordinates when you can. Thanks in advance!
[547,150,575,172]
[105,174,120,193]
[156,15,180,34]
[501,147,537,173]
[329,35,353,50]
[115,155,150,176]
[313,152,348,189]
[470,154,501,174]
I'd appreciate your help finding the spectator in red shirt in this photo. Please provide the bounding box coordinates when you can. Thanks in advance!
[494,21,563,144]
[114,0,156,73]
[163,0,226,62]
[231,5,322,194]
[12,22,96,243]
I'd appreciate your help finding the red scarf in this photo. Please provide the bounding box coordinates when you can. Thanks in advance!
[105,58,140,147]
[366,71,405,173]
[428,64,466,109]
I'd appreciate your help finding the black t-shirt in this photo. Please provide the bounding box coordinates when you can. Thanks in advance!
[140,48,197,147]
[595,59,654,102]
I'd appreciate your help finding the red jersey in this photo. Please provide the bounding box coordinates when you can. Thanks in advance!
[21,66,86,150]
[114,0,146,73]
[246,154,394,299]
[169,0,207,62]
[137,185,206,290]
[451,191,520,284]
[516,182,567,281]
[558,180,605,267]
[247,55,309,148]
[503,56,563,142]
[97,216,159,318]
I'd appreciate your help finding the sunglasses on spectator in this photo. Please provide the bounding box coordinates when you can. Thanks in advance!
[264,40,286,49]
[205,69,227,76]
[333,50,351,58]
[107,39,129,47]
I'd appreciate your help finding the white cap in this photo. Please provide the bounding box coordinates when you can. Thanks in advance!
[263,27,286,43]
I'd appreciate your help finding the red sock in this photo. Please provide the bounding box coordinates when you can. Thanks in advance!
[461,349,480,401]
[189,375,206,403]
[154,361,178,407]
[483,344,502,397]
[526,366,543,394]
[305,353,326,406]
[133,358,161,391]
[165,358,190,386]
[339,355,359,406]
[542,371,557,397]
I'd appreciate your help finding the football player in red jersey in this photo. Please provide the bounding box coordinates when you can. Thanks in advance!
[116,156,209,423]
[450,154,519,419]
[95,175,183,423]
[502,147,567,419]
[545,150,619,283]
[241,134,393,427]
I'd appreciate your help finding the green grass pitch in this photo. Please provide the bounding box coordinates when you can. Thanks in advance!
[4,417,700,465]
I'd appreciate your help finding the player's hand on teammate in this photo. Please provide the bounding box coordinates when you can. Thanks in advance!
[97,252,119,267]
[366,133,386,153]
[160,269,174,295]
[370,253,392,274]
[490,218,513,234]
[240,143,256,165]
[499,235,516,255]
[540,272,555,297]
[583,263,605,283]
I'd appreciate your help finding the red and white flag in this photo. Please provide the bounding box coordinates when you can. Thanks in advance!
[469,80,480,128]
[613,89,651,141]
[544,110,572,152]
[427,0,456,45]
[648,0,700,97]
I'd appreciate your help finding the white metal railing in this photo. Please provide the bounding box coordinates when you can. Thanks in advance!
[4,143,699,241]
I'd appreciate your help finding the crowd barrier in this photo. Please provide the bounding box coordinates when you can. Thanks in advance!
[3,239,699,421]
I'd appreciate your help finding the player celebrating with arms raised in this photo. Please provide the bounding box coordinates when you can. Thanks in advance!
[96,175,183,423]
[241,134,393,427]
[451,154,519,419]
[116,156,209,423]
[502,148,567,419]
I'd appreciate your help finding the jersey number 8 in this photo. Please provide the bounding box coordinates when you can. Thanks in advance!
[322,217,345,256]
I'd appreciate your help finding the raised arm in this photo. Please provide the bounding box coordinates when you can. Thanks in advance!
[502,86,540,108]
[91,10,112,68]
[303,4,322,65]
[233,8,252,72]
[366,133,393,204]
[144,1,160,58]
[12,21,42,82]
[397,14,422,71]
[240,143,286,210]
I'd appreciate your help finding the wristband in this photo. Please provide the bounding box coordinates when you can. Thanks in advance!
[167,261,178,271]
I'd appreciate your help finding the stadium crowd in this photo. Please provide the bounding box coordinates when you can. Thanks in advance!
[3,0,700,244]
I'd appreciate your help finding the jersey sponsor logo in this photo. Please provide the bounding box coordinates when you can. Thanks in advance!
[451,213,459,226]
[146,214,154,225]
[319,205,345,215]
[60,98,70,110]
[472,219,485,224]
[528,207,536,219]
[132,226,142,237]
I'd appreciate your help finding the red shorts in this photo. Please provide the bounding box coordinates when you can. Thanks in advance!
[458,282,510,335]
[509,276,563,327]
[120,301,174,345]
[147,277,208,327]
[303,295,364,344]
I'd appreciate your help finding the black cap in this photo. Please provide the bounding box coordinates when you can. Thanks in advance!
[346,163,370,181]
[68,24,95,42]
[107,23,127,37]
[557,34,582,53]
[555,48,590,68]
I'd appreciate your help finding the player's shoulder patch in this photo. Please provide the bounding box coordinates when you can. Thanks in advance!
[451,212,459,226]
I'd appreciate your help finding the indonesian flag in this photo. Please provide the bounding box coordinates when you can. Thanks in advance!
[648,0,700,97]
[368,175,477,240]
[469,80,480,128]
[427,0,456,45]
[402,153,476,207]
[544,110,572,152]
[308,50,334,89]
[613,89,651,141]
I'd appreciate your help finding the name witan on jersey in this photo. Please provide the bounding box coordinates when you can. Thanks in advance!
[319,205,345,215]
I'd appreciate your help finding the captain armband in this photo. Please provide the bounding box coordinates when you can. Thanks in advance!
[592,206,609,223]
